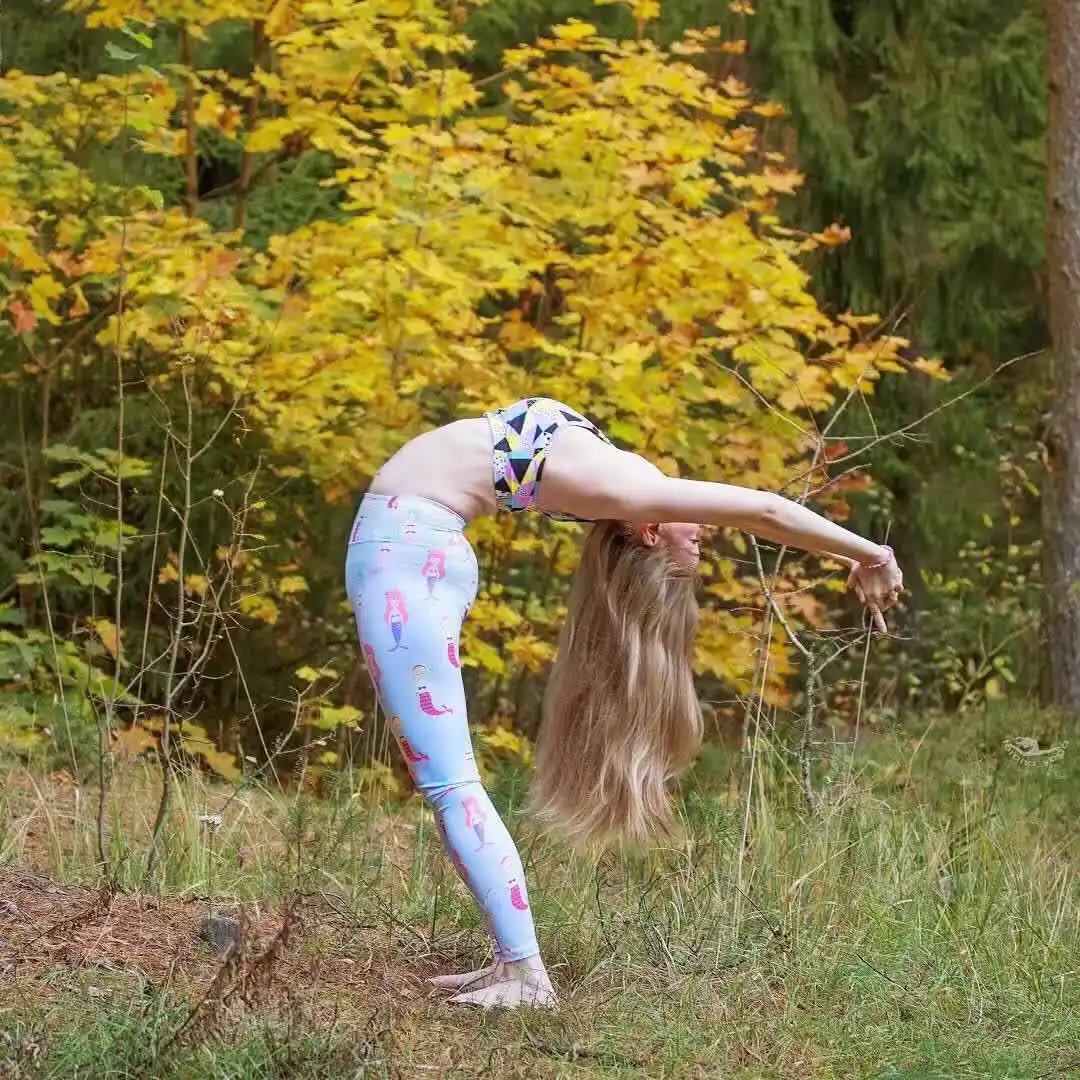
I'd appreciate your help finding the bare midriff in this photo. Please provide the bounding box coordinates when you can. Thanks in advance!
[367,418,498,523]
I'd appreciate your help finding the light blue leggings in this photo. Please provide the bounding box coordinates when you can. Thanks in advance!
[344,493,540,961]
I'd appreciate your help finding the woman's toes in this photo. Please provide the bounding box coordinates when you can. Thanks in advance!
[427,963,499,990]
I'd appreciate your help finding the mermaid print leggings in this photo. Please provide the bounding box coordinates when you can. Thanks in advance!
[344,493,539,962]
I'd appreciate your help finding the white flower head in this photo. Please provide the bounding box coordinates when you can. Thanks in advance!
[199,813,223,829]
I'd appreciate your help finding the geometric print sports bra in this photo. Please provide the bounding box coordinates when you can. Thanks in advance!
[483,397,613,523]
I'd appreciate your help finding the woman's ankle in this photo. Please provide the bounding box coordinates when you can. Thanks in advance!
[504,955,550,981]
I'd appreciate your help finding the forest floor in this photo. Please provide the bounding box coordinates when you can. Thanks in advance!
[0,705,1077,1079]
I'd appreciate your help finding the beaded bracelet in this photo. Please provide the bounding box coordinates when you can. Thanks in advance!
[861,545,894,570]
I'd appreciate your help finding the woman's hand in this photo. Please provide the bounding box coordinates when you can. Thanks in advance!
[842,547,903,632]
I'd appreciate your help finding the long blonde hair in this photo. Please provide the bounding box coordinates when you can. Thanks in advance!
[530,520,702,848]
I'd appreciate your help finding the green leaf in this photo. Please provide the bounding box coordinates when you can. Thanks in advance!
[40,526,82,549]
[303,704,363,730]
[51,467,90,489]
[43,444,88,463]
[41,499,78,515]
[84,519,135,549]
[121,26,154,49]
[0,606,26,627]
[116,457,153,479]
[607,420,641,445]
[105,42,138,62]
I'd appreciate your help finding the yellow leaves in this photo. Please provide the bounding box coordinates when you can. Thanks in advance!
[56,218,84,248]
[400,246,459,286]
[245,116,300,153]
[112,724,157,760]
[552,21,599,43]
[302,704,363,730]
[400,316,434,338]
[265,0,298,37]
[505,633,556,672]
[179,723,242,782]
[469,597,524,635]
[277,574,309,595]
[753,101,786,119]
[913,356,951,380]
[195,89,242,138]
[90,618,122,660]
[480,724,533,765]
[141,716,242,782]
[27,274,64,325]
[610,340,654,368]
[296,665,338,682]
[238,593,281,624]
[356,760,403,797]
[775,588,827,627]
[817,223,852,247]
[503,45,545,69]
[462,637,506,676]
[736,166,806,197]
[192,89,226,135]
[68,285,90,319]
[622,0,661,22]
[718,75,751,99]
[719,127,757,157]
[398,69,479,119]
[499,317,542,352]
[3,233,49,275]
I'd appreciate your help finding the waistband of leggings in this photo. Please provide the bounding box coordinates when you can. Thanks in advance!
[353,492,467,535]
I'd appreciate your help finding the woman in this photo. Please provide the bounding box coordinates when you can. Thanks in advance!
[345,397,902,1009]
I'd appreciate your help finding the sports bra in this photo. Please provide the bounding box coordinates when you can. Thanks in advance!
[484,397,613,523]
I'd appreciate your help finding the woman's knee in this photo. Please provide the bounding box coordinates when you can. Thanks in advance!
[424,777,488,816]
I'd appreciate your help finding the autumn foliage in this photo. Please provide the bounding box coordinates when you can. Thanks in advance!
[0,0,929,785]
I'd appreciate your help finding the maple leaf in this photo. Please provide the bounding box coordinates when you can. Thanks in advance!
[7,300,37,334]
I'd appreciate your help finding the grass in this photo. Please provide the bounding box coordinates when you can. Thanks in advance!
[0,702,1076,1079]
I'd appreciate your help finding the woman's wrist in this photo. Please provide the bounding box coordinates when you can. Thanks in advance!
[859,544,893,569]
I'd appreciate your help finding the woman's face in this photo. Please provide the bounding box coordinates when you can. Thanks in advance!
[659,522,703,571]
[638,522,702,571]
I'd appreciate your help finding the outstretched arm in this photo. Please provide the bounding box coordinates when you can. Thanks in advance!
[541,429,902,617]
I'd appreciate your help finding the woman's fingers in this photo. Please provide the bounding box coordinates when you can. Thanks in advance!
[846,554,902,633]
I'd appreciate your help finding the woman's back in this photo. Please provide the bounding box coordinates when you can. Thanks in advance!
[368,417,497,521]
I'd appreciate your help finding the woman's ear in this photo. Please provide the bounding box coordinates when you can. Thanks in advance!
[639,523,661,548]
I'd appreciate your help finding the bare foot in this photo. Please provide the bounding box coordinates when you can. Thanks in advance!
[427,962,500,991]
[448,972,557,1010]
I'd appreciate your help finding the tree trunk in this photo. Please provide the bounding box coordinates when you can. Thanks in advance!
[234,21,267,232]
[181,27,199,216]
[1042,0,1080,709]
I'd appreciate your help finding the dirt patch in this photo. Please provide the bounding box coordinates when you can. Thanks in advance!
[0,864,462,1008]
[0,866,287,983]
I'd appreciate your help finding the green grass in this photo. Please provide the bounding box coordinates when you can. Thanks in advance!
[0,702,1076,1078]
